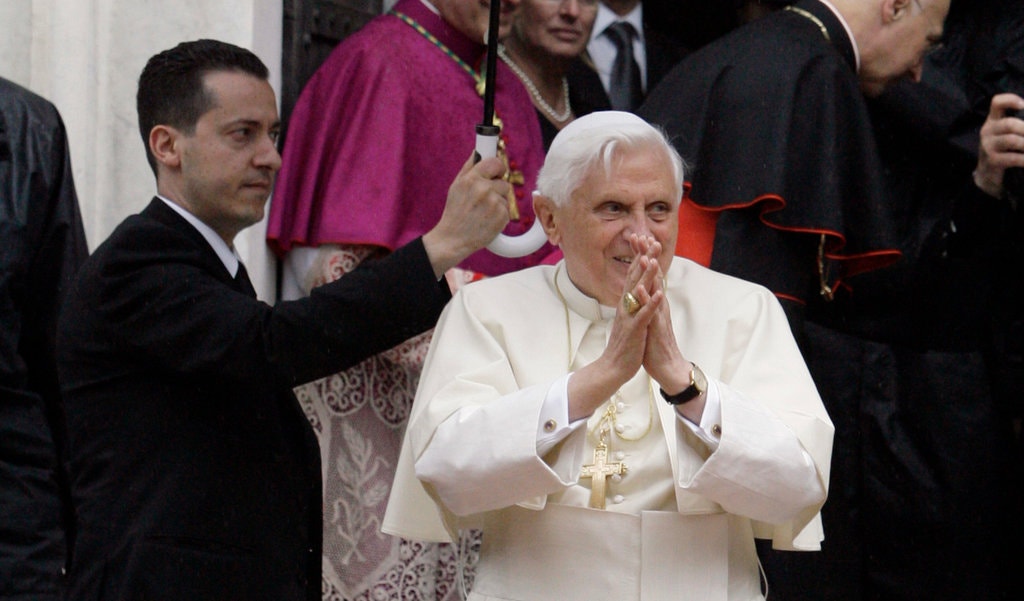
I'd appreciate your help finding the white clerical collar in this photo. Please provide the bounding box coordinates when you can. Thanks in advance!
[554,261,617,323]
[157,195,241,277]
[817,0,861,72]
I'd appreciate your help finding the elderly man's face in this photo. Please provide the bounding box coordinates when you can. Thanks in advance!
[859,0,948,97]
[539,144,679,306]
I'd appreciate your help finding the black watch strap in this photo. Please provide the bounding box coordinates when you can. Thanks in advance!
[660,384,701,405]
[659,364,707,405]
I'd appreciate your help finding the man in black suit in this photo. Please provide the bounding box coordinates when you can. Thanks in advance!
[566,0,686,113]
[56,39,513,601]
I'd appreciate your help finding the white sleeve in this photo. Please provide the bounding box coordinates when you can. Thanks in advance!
[414,379,587,517]
[675,378,723,450]
[537,373,589,456]
[677,381,826,524]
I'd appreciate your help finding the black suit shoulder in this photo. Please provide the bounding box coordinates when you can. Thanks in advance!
[62,198,450,389]
[58,198,451,600]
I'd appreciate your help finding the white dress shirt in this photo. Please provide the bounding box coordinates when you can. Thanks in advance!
[586,2,648,93]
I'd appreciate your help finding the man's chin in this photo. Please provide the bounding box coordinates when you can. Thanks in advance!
[240,202,266,227]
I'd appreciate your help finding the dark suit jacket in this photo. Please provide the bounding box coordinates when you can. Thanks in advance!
[1,75,87,601]
[57,198,451,601]
[566,24,687,113]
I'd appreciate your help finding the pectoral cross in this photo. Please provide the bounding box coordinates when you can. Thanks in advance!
[497,137,524,221]
[580,440,626,510]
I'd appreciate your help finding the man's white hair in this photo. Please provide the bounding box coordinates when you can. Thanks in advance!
[535,111,685,207]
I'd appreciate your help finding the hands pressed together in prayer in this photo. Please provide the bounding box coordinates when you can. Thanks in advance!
[568,234,705,425]
[422,152,513,278]
[974,93,1024,199]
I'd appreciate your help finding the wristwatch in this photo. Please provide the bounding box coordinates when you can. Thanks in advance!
[660,363,707,405]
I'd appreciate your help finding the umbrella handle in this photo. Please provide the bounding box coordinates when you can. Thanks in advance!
[474,124,500,163]
[487,219,547,258]
[475,127,547,258]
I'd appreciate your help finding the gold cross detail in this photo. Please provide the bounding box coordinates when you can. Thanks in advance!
[497,137,524,221]
[580,440,626,509]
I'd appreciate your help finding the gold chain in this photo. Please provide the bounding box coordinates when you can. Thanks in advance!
[785,6,830,41]
[592,385,656,444]
[817,234,835,301]
[787,6,836,301]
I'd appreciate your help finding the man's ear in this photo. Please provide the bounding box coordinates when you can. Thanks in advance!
[149,125,182,170]
[885,0,913,23]
[532,192,561,246]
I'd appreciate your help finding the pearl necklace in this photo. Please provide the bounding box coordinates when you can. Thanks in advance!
[497,44,572,123]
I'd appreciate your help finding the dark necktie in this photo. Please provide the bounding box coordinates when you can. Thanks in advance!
[606,21,643,112]
[234,261,257,298]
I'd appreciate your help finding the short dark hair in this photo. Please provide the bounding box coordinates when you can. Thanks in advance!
[136,39,269,174]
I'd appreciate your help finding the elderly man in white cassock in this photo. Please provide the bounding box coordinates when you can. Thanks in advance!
[383,111,834,600]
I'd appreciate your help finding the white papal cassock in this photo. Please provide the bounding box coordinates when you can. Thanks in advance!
[384,258,834,600]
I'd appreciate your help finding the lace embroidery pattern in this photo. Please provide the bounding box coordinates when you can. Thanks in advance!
[292,244,477,600]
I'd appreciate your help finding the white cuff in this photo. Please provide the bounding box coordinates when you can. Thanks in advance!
[537,373,588,456]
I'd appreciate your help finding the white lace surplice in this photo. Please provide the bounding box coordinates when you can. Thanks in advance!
[285,244,480,601]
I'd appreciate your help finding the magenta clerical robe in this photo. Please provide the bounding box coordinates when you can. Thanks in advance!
[267,0,552,275]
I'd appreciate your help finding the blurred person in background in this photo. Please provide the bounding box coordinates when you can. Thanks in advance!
[1,75,87,601]
[499,0,605,149]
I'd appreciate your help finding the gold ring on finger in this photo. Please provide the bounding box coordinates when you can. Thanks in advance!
[623,291,641,316]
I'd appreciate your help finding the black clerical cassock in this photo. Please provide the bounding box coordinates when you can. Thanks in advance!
[640,0,900,309]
